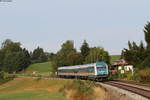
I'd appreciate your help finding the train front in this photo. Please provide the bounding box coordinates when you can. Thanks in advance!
[95,62,109,80]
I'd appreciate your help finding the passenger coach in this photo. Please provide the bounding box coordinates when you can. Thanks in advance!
[57,62,109,80]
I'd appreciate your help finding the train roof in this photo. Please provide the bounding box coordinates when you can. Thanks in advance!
[58,63,95,70]
[58,62,107,70]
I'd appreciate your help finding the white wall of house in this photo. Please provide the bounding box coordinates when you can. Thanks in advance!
[124,65,133,71]
[118,65,133,71]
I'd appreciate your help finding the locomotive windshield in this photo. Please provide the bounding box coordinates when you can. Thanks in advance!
[97,66,107,75]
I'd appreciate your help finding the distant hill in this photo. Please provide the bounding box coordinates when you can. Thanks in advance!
[110,55,121,64]
[24,62,52,75]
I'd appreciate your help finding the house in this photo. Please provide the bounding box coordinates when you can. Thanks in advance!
[111,59,133,74]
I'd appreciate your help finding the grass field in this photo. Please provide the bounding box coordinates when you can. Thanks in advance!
[110,55,121,64]
[23,61,53,76]
[0,77,109,100]
[0,77,70,100]
[0,61,109,100]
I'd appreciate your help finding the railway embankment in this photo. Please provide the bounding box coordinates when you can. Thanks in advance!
[98,82,149,100]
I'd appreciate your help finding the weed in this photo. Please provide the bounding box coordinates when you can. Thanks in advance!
[61,79,95,100]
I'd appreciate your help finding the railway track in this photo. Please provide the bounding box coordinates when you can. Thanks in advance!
[103,81,150,99]
[114,79,150,88]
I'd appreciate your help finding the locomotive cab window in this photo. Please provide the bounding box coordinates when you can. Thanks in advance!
[97,66,107,75]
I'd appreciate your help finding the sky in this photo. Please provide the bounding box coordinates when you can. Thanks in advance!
[0,0,150,55]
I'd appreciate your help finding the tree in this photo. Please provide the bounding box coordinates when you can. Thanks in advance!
[122,41,146,68]
[1,39,22,53]
[144,22,150,48]
[0,39,31,73]
[84,47,110,64]
[122,22,150,69]
[31,47,48,63]
[80,40,90,60]
[55,40,77,67]
[59,40,76,56]
[3,51,26,72]
[19,49,31,71]
[0,50,5,71]
[51,61,58,75]
[67,51,83,65]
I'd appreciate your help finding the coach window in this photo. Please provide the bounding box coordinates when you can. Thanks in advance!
[87,67,94,72]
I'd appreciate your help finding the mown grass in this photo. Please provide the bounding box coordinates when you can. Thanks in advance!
[0,77,71,100]
[22,61,52,76]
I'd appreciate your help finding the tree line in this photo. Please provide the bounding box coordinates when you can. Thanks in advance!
[0,39,48,73]
[1,22,150,73]
[122,22,150,69]
[52,40,110,68]
[0,39,110,73]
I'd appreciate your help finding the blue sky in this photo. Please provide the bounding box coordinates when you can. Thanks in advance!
[0,0,150,55]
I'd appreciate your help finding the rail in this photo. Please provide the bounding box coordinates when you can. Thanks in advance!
[103,81,150,99]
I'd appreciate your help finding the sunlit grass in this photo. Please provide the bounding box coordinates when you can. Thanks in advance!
[18,61,53,76]
[0,91,66,100]
[0,77,71,100]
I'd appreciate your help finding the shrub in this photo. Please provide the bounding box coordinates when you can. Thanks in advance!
[61,79,95,100]
[108,73,118,80]
[138,68,150,82]
[125,71,133,80]
[132,68,150,83]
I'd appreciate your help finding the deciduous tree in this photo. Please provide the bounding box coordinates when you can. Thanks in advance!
[85,47,110,64]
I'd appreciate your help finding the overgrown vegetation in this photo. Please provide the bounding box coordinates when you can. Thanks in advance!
[132,68,150,83]
[122,22,150,69]
[110,68,150,83]
[60,79,96,100]
[121,22,150,82]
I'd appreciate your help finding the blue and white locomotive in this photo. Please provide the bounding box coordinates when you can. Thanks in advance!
[57,62,109,81]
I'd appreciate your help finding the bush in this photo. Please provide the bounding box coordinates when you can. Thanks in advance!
[132,68,150,83]
[138,68,150,82]
[124,71,133,80]
[61,79,95,100]
[108,71,126,79]
[108,73,118,80]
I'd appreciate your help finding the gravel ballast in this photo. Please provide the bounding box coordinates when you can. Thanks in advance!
[98,83,149,100]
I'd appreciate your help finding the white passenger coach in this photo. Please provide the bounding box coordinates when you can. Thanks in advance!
[57,62,109,80]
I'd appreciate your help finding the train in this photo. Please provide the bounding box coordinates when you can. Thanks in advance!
[57,62,109,81]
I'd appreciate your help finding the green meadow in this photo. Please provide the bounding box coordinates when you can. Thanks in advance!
[0,77,69,100]
[23,61,53,76]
